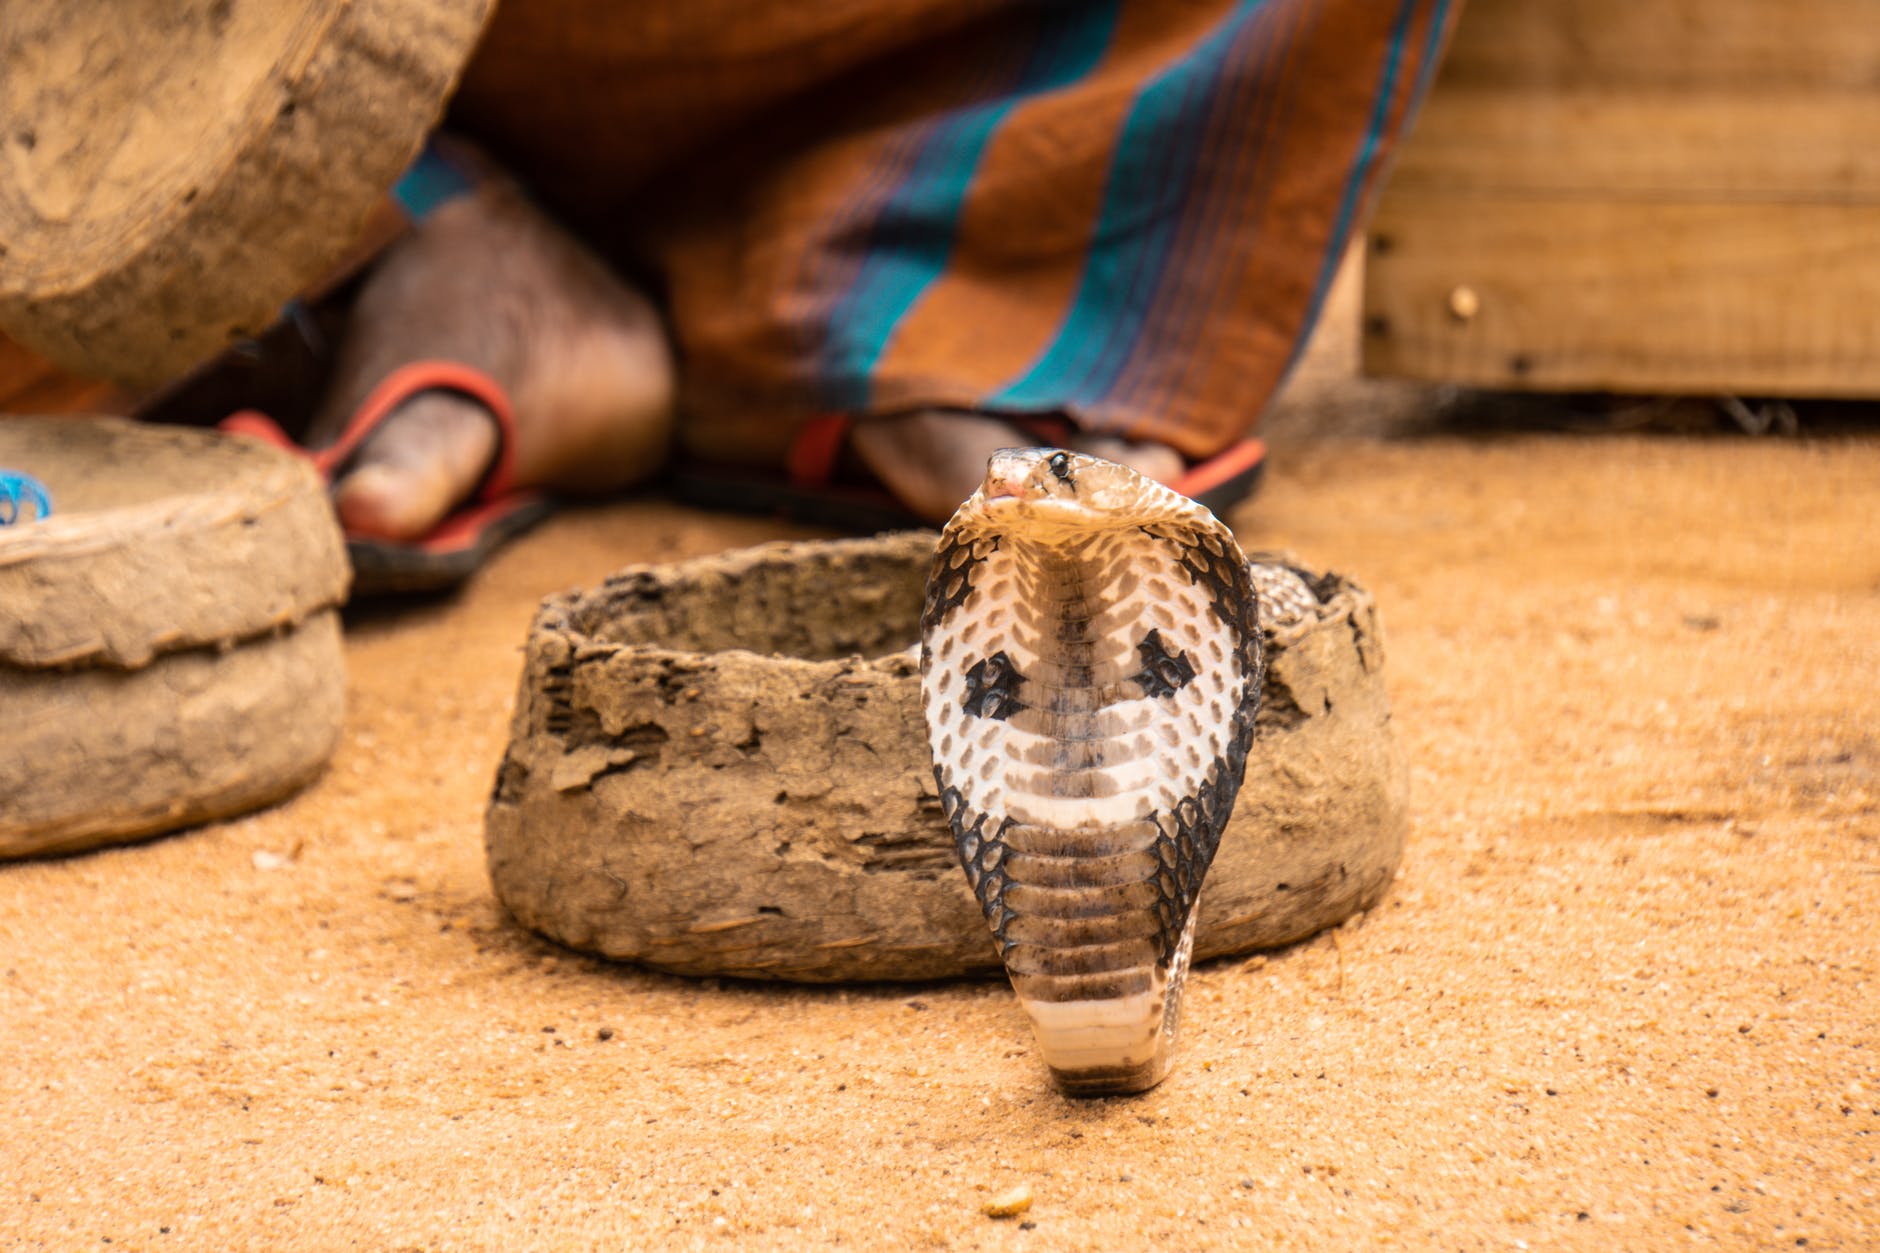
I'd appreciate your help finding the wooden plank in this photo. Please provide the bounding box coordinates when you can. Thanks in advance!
[1434,0,1880,90]
[1388,0,1880,200]
[1361,196,1880,395]
[1364,0,1880,394]
[1388,89,1880,202]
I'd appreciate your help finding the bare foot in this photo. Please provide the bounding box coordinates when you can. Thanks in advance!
[850,411,1185,524]
[312,168,675,542]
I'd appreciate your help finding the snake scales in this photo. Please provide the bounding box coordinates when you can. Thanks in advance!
[921,448,1300,1095]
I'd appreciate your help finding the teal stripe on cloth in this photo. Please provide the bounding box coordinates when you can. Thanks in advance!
[817,1,1123,412]
[390,141,479,221]
[1282,0,1431,374]
[1402,0,1455,123]
[989,0,1269,413]
[1107,0,1297,417]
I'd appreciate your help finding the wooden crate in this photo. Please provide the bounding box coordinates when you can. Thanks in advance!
[1362,0,1880,395]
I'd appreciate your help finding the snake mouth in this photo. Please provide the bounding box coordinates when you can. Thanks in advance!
[974,492,1108,534]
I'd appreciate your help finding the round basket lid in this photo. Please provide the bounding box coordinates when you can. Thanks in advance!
[0,0,494,388]
[0,416,349,668]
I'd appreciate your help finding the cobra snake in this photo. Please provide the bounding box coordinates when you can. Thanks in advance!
[921,448,1289,1096]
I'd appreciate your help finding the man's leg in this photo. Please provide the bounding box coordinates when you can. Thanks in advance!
[311,173,675,541]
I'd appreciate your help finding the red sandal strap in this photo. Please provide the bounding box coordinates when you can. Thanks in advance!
[785,414,851,490]
[220,360,517,501]
[1173,438,1266,500]
[319,361,518,501]
[220,409,300,449]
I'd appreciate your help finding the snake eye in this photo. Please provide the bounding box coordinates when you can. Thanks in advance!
[1047,451,1074,484]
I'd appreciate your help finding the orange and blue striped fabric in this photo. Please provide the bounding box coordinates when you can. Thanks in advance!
[452,0,1458,464]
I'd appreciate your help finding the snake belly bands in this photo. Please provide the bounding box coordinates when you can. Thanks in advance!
[921,449,1264,1095]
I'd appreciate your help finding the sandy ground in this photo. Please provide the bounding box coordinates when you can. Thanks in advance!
[5,284,1879,1248]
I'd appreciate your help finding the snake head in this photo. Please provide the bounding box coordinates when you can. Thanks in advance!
[974,447,1201,532]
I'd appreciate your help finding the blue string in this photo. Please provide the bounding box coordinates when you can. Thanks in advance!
[0,471,53,525]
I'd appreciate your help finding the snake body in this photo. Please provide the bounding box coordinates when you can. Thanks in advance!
[920,449,1265,1095]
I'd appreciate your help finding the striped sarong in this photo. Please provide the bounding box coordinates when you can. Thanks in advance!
[452,0,1458,463]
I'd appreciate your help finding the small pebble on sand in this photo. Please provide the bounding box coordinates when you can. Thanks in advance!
[985,1184,1033,1218]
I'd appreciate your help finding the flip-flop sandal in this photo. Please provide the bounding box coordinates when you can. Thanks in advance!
[221,360,552,595]
[671,413,1267,531]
